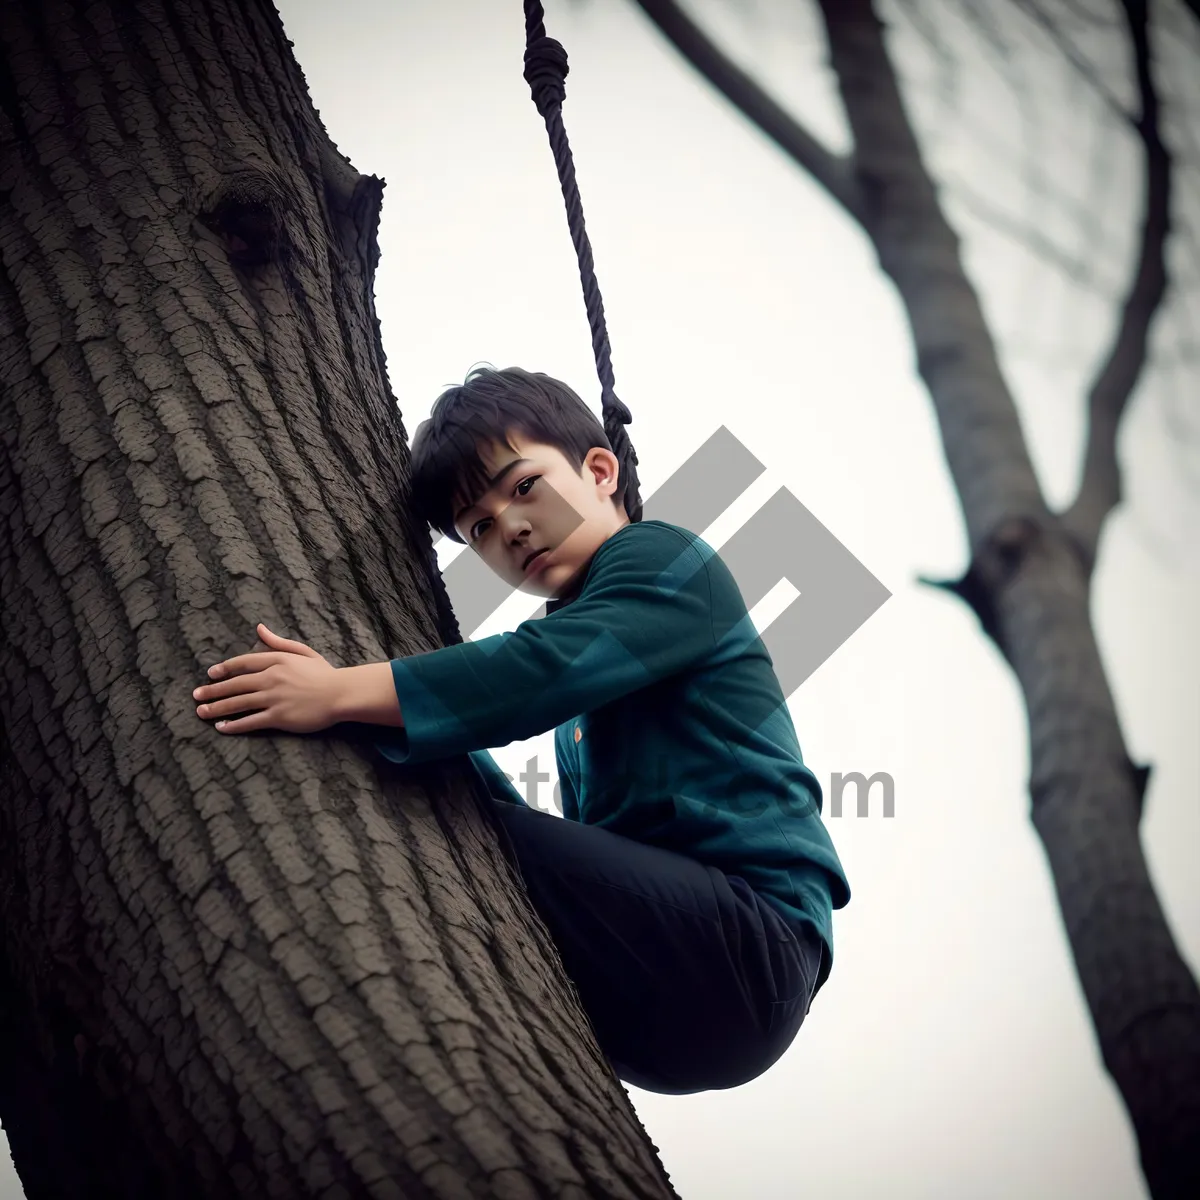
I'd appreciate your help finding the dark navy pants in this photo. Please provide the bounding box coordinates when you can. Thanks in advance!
[489,801,826,1095]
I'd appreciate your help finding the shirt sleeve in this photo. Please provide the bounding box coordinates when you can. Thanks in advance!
[468,749,528,807]
[374,524,716,766]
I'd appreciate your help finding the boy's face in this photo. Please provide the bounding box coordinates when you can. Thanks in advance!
[452,431,630,599]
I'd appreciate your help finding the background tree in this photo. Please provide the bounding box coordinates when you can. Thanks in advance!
[628,0,1199,1196]
[0,1,676,1196]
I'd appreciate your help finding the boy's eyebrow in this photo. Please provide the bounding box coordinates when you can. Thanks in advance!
[453,458,533,525]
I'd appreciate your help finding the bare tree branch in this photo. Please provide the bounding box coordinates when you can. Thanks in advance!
[945,1,1112,297]
[1061,0,1172,569]
[893,0,960,118]
[946,176,1100,285]
[961,0,1018,60]
[1012,0,1135,123]
[629,0,866,223]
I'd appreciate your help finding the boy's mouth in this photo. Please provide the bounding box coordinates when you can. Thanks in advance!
[522,548,550,573]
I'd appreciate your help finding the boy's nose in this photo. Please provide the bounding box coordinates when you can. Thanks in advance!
[500,510,533,541]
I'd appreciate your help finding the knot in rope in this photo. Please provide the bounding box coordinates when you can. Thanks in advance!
[602,392,633,426]
[523,36,569,116]
[604,408,643,524]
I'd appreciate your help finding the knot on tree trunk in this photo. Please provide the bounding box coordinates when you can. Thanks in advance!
[198,167,294,268]
[918,515,1045,660]
[1029,756,1153,823]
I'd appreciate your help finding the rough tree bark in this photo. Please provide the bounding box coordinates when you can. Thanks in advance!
[631,0,1200,1197]
[0,1,677,1197]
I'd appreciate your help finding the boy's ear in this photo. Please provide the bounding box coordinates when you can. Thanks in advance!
[585,446,619,488]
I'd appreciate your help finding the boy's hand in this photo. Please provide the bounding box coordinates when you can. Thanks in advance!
[194,623,343,735]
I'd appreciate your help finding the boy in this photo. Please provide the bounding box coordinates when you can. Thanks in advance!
[192,367,850,1095]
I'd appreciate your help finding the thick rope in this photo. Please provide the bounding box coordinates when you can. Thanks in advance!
[522,0,643,524]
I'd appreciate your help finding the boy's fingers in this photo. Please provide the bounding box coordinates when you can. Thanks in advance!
[208,651,281,680]
[259,625,320,658]
[214,711,273,735]
[194,675,261,703]
[198,693,264,720]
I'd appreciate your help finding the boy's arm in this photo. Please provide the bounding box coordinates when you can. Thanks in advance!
[194,625,406,738]
[330,665,527,806]
[194,524,729,755]
[332,662,406,727]
[375,524,726,766]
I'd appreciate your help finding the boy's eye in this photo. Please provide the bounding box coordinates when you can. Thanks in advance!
[469,477,540,541]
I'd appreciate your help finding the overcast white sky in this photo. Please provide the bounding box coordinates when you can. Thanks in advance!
[3,1,1198,1197]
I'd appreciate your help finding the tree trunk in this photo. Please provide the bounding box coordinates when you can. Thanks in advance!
[0,2,675,1197]
[631,0,1200,1195]
[816,4,1200,1196]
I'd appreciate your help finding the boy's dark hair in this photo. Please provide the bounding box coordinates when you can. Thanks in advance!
[409,366,621,543]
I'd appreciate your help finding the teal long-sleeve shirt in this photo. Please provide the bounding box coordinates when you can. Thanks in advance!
[373,519,851,964]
